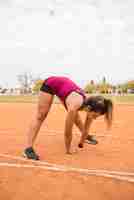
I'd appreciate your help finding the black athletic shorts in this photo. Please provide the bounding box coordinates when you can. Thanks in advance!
[40,82,55,95]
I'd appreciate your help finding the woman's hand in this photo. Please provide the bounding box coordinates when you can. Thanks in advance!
[78,143,84,148]
[66,148,78,154]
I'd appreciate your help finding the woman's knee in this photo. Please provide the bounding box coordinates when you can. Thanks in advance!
[36,111,48,122]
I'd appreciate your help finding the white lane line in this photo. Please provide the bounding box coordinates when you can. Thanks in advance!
[0,162,134,183]
[0,153,134,177]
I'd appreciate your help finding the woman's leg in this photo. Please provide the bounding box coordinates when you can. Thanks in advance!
[24,91,54,159]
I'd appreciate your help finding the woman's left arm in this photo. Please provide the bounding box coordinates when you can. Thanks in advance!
[79,113,93,146]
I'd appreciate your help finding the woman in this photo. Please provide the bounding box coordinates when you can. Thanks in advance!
[23,76,113,160]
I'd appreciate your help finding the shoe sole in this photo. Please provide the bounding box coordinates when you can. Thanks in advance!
[22,152,28,159]
[85,140,98,145]
[22,152,40,160]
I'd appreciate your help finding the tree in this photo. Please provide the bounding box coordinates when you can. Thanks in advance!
[102,76,106,84]
[126,80,134,89]
[84,80,96,93]
[90,80,94,85]
[32,79,44,94]
[17,72,34,94]
[98,76,110,93]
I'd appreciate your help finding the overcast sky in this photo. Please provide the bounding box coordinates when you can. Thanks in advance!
[0,0,134,87]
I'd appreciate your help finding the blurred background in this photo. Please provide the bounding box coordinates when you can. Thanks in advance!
[0,0,134,95]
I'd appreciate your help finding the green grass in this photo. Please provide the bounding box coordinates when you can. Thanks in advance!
[103,94,134,104]
[0,95,38,103]
[0,94,134,104]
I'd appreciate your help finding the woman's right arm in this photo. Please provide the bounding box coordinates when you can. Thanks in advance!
[64,110,77,154]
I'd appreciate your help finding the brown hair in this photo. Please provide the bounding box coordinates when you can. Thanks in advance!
[103,98,113,128]
[82,96,113,128]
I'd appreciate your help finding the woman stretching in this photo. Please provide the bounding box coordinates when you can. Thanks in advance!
[23,76,113,160]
